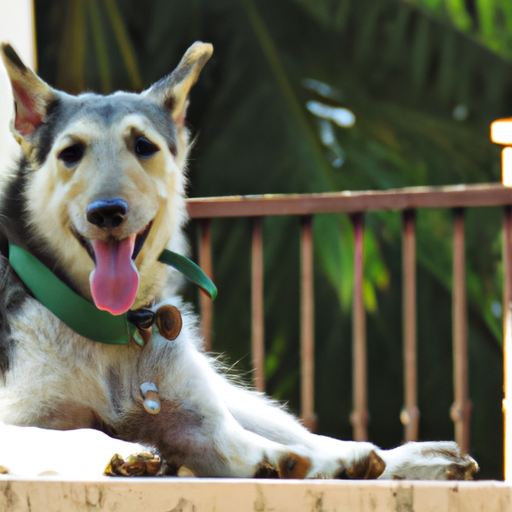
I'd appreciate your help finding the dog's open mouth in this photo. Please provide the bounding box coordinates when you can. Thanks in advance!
[74,222,152,316]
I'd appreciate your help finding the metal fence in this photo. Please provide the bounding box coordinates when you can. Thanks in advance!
[187,182,512,471]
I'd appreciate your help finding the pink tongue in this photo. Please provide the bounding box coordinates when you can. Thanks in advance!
[90,235,139,315]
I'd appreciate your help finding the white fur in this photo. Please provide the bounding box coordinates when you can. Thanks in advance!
[0,41,479,480]
[0,293,478,479]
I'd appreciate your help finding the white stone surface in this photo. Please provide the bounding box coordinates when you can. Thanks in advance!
[0,422,144,478]
[0,479,509,512]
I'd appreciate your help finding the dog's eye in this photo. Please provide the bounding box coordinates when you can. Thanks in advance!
[135,137,159,158]
[58,144,84,167]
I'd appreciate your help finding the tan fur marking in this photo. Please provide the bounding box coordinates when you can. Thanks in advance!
[421,446,460,459]
[445,462,478,480]
[277,453,311,479]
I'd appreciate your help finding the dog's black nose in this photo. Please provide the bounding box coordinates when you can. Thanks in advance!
[86,199,129,228]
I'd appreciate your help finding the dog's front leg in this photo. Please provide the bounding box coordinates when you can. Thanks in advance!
[127,337,311,477]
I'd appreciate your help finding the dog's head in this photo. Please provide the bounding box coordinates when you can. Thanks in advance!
[0,42,213,314]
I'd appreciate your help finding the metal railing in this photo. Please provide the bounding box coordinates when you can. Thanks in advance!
[187,182,512,466]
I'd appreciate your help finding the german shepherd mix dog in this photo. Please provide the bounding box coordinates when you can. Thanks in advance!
[0,42,478,480]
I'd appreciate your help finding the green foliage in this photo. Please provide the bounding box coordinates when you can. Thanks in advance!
[411,0,512,60]
[34,0,509,478]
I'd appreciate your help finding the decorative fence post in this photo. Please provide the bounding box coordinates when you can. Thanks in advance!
[491,117,512,480]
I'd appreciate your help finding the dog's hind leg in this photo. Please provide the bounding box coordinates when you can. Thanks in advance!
[212,375,386,479]
[377,441,478,480]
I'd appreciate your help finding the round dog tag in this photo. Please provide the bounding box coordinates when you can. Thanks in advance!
[155,305,182,340]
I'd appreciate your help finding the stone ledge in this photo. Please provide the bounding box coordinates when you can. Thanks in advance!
[0,478,509,512]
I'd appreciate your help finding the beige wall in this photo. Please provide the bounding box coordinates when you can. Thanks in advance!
[0,0,35,173]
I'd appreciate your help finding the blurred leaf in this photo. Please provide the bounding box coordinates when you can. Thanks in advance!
[410,0,512,60]
[104,0,142,90]
[87,0,112,93]
[240,0,338,190]
[56,0,86,93]
[314,214,354,310]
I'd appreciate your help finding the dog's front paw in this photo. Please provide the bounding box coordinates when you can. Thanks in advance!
[253,452,312,479]
[335,449,386,480]
[306,439,386,479]
[379,441,479,480]
[104,452,163,477]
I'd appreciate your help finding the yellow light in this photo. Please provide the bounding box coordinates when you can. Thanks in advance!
[491,118,512,145]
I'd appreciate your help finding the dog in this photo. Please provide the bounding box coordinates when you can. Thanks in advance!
[0,41,478,480]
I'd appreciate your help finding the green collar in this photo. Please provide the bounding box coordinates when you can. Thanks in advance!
[8,244,217,346]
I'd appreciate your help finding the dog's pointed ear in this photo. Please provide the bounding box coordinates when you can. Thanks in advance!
[143,42,213,128]
[1,43,58,145]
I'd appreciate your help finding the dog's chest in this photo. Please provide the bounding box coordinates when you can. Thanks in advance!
[0,285,135,428]
[0,258,194,440]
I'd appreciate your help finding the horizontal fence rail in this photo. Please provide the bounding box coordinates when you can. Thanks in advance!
[187,183,512,218]
[187,182,511,470]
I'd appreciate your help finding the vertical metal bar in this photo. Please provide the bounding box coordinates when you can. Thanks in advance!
[251,217,265,392]
[198,219,213,352]
[300,215,317,431]
[503,206,512,480]
[401,209,419,442]
[450,208,471,454]
[350,213,368,441]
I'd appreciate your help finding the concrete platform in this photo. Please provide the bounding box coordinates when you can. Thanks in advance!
[0,477,510,512]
